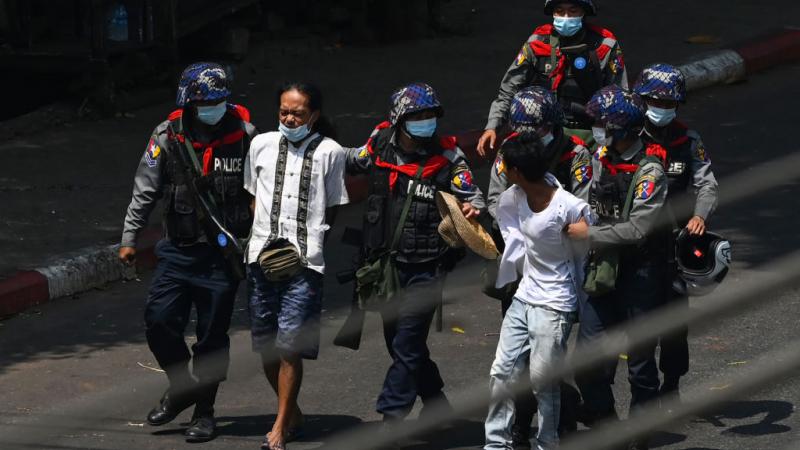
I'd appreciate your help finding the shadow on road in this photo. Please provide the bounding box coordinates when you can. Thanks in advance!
[700,399,794,436]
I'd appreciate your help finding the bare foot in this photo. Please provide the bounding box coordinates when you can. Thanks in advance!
[266,431,286,450]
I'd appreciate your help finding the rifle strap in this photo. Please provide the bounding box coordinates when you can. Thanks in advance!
[176,130,222,213]
[389,165,425,252]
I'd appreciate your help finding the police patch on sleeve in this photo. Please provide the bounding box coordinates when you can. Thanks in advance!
[494,155,506,177]
[144,138,161,168]
[571,157,592,185]
[453,169,476,192]
[515,47,526,66]
[695,142,710,162]
[635,174,657,200]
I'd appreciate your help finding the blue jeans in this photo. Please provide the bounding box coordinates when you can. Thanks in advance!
[247,264,323,360]
[485,299,575,450]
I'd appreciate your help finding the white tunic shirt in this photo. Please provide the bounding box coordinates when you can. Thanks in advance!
[496,174,593,312]
[244,131,349,274]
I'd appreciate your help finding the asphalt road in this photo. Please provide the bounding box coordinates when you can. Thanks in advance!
[2,0,800,449]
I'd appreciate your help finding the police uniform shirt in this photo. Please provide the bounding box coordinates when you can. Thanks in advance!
[588,141,668,249]
[244,131,350,273]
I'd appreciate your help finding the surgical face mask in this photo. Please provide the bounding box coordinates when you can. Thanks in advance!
[278,121,312,142]
[540,132,555,147]
[405,117,437,138]
[196,102,227,125]
[646,106,677,127]
[553,15,583,37]
[592,126,611,147]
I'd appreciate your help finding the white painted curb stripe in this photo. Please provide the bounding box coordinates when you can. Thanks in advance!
[36,243,133,300]
[679,49,746,92]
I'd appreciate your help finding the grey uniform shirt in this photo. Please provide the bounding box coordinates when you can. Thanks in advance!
[120,119,258,248]
[642,127,718,221]
[587,142,668,249]
[485,26,628,131]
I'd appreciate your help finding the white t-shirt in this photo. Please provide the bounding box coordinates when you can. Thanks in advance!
[511,176,591,312]
[244,131,349,274]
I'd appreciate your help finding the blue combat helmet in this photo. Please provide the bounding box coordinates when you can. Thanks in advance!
[633,63,687,103]
[176,62,230,107]
[544,0,597,16]
[586,85,645,131]
[509,86,565,134]
[389,82,444,125]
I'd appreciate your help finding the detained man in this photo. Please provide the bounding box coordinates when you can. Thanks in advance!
[244,82,349,450]
[485,134,591,450]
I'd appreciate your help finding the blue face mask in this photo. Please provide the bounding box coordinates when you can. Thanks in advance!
[196,102,227,125]
[646,106,677,127]
[278,121,312,143]
[540,132,555,147]
[553,15,583,37]
[405,118,437,138]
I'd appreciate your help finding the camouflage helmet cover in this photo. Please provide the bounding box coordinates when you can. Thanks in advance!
[509,86,564,133]
[176,62,230,107]
[389,82,444,125]
[586,85,645,131]
[633,63,687,103]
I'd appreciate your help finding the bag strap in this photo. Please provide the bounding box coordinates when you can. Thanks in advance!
[389,164,425,252]
[622,155,661,220]
[175,126,222,214]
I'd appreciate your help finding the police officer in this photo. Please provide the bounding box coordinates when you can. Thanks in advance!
[345,83,485,438]
[633,64,718,400]
[119,62,256,442]
[486,85,592,445]
[565,86,669,450]
[478,0,627,156]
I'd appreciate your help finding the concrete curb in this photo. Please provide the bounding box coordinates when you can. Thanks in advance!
[0,227,161,318]
[678,27,800,92]
[1,28,799,318]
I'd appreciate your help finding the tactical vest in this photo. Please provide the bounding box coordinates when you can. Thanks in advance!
[642,122,694,223]
[162,105,253,245]
[363,124,453,263]
[530,24,617,129]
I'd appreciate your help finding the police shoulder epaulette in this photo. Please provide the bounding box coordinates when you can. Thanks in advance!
[442,145,465,164]
[685,129,701,141]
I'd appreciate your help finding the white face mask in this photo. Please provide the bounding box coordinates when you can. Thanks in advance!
[646,106,677,127]
[592,126,611,147]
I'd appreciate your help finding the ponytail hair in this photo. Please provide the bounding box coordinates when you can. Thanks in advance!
[276,82,338,140]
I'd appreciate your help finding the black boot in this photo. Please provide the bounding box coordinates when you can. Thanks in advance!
[419,392,454,430]
[147,385,199,426]
[185,384,218,443]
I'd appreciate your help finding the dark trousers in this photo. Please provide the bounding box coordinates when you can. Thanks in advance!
[145,240,239,388]
[575,259,666,420]
[659,292,689,382]
[377,262,445,418]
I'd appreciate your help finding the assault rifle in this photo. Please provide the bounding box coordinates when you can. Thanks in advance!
[168,124,246,280]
